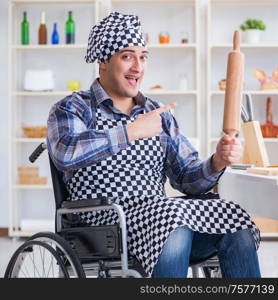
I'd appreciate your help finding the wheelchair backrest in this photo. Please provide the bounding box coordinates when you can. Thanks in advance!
[49,155,69,210]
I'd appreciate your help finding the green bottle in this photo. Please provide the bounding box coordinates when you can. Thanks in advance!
[65,11,75,44]
[21,11,29,45]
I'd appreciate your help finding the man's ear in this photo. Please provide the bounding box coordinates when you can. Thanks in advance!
[99,61,108,71]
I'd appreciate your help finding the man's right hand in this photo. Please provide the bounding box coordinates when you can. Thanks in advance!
[126,103,177,141]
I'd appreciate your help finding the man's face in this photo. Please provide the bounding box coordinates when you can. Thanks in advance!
[100,46,148,99]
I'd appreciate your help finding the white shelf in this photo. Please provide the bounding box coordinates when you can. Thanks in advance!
[13,185,52,190]
[12,0,97,4]
[112,0,195,3]
[263,138,278,143]
[211,0,278,3]
[210,137,278,143]
[12,44,87,50]
[145,89,197,95]
[12,43,196,50]
[147,43,197,49]
[14,90,197,96]
[210,44,278,49]
[13,138,45,143]
[13,91,71,96]
[11,230,53,237]
[261,233,278,238]
[210,90,278,96]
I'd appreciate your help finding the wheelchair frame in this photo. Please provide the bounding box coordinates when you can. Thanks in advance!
[5,143,221,278]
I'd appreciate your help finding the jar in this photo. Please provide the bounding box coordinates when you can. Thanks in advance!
[180,31,189,44]
[144,32,149,44]
[159,31,170,44]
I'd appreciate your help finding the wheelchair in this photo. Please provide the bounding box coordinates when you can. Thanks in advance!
[5,143,221,278]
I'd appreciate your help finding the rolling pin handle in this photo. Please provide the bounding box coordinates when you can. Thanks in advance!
[233,30,241,52]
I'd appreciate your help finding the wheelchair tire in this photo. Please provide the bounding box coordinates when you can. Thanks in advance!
[4,240,70,278]
[28,231,86,278]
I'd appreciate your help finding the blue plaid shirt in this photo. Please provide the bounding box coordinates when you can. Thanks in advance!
[47,79,224,195]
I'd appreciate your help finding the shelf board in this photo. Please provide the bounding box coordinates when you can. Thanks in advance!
[210,137,278,143]
[12,0,97,4]
[148,43,196,49]
[211,0,278,3]
[263,138,278,143]
[145,89,196,95]
[11,229,54,237]
[261,233,278,238]
[12,44,196,50]
[13,91,71,96]
[210,44,278,49]
[12,44,87,50]
[13,138,45,143]
[112,0,195,3]
[210,90,278,96]
[13,185,52,190]
[14,90,196,96]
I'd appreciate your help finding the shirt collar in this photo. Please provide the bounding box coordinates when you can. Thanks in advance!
[90,78,146,107]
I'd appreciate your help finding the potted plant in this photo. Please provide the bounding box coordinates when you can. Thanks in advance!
[240,18,266,44]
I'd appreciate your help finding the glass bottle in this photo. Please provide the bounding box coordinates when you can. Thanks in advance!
[21,11,29,45]
[66,11,75,44]
[179,74,188,91]
[51,23,59,44]
[38,11,47,44]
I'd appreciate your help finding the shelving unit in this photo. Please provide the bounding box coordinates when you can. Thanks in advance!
[109,0,201,152]
[207,0,278,162]
[207,0,278,237]
[8,0,100,237]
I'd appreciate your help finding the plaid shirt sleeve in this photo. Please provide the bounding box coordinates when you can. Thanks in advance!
[162,111,225,195]
[47,95,131,172]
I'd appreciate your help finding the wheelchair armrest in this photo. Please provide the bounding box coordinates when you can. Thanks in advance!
[61,198,114,209]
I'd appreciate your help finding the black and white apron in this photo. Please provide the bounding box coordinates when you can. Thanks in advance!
[67,108,260,277]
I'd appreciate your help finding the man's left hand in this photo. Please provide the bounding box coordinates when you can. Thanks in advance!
[212,135,243,172]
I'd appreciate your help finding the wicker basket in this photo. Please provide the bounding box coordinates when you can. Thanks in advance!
[22,126,47,138]
[18,166,47,185]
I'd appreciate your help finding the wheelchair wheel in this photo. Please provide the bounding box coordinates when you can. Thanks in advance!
[28,231,86,278]
[5,240,71,278]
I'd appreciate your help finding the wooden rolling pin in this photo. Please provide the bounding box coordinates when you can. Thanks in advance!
[223,30,245,136]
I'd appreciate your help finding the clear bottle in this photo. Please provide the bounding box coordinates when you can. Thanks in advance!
[51,23,59,44]
[21,11,29,45]
[38,11,47,44]
[179,74,188,91]
[66,11,75,44]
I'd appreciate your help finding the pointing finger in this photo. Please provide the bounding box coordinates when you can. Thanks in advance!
[154,103,177,114]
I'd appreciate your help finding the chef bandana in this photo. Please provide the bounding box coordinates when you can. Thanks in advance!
[85,11,146,64]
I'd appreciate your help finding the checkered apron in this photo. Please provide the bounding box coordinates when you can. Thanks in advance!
[67,108,260,277]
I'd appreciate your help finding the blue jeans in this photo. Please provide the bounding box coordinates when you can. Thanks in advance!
[152,226,261,278]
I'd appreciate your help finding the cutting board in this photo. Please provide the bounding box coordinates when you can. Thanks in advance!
[246,167,278,176]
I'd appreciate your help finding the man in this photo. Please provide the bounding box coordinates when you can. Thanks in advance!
[47,12,261,278]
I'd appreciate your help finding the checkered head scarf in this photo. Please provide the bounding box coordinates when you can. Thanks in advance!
[85,11,146,63]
